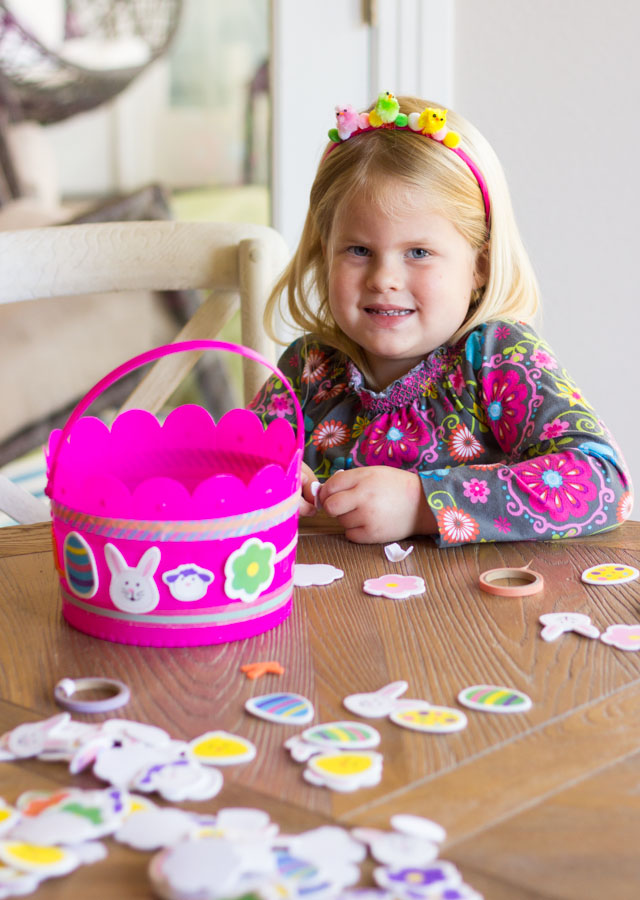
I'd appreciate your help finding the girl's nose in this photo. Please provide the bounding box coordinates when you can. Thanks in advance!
[366,256,403,292]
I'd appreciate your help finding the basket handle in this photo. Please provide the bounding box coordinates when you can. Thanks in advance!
[47,340,304,497]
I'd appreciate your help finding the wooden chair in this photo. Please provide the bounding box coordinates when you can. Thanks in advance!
[0,220,290,524]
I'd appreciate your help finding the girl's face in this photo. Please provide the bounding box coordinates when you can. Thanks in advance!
[326,191,485,388]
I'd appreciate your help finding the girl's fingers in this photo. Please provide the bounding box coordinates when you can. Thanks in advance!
[301,478,317,504]
[344,525,375,543]
[332,507,365,531]
[298,496,316,516]
[320,485,359,519]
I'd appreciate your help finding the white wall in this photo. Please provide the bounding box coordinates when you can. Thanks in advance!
[271,0,455,252]
[453,0,639,492]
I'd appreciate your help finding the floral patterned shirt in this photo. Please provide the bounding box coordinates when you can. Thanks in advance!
[250,320,633,547]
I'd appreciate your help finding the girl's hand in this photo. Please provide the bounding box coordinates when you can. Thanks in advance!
[298,462,317,516]
[316,467,437,543]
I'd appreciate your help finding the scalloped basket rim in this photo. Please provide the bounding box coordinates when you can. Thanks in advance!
[49,451,302,508]
[46,405,298,460]
[46,406,302,514]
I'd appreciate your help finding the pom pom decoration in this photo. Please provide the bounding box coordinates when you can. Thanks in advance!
[408,107,460,148]
[369,91,408,127]
[323,92,490,225]
[329,105,370,142]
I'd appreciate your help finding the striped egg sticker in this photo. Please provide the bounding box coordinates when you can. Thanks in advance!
[457,684,532,714]
[300,721,381,750]
[63,532,98,599]
[245,692,314,725]
[390,704,468,733]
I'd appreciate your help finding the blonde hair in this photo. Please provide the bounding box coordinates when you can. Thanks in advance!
[266,95,540,383]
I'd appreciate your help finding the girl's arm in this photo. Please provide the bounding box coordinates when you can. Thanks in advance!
[421,321,633,546]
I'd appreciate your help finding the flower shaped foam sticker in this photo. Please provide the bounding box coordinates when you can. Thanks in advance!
[224,538,276,603]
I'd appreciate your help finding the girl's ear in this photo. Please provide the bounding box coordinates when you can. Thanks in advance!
[473,243,490,289]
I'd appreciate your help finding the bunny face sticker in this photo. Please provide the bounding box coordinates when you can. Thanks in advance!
[104,544,161,614]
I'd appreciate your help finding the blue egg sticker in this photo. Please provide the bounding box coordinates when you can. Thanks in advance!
[63,532,98,599]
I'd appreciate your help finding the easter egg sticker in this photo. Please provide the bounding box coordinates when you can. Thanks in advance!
[245,692,314,725]
[0,803,19,836]
[390,704,468,733]
[63,532,98,599]
[187,731,256,766]
[0,841,79,876]
[457,684,532,714]
[300,721,381,750]
[305,750,383,792]
[581,563,639,586]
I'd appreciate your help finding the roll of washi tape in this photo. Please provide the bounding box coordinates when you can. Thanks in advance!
[54,676,131,714]
[478,564,543,597]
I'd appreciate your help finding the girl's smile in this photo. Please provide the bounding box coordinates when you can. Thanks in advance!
[364,304,415,324]
[326,193,485,388]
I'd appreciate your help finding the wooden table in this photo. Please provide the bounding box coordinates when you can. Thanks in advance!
[1,520,640,898]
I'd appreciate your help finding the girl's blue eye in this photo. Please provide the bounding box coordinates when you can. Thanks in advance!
[348,246,370,257]
[408,248,429,259]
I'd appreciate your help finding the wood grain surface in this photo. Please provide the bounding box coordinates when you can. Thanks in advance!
[0,521,639,897]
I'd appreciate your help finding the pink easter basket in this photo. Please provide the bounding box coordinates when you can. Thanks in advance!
[45,340,303,647]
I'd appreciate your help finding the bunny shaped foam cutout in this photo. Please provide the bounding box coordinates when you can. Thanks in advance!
[343,681,409,718]
[104,544,161,614]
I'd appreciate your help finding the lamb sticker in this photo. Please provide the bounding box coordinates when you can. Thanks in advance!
[162,564,215,602]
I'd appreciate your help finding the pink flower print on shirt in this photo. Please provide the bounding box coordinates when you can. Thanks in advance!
[531,348,557,369]
[540,419,570,441]
[312,419,350,452]
[266,393,294,418]
[481,369,528,451]
[436,506,480,544]
[450,364,466,396]
[494,325,511,340]
[513,451,597,523]
[463,478,490,504]
[302,348,329,383]
[448,423,483,463]
[493,516,512,533]
[359,408,430,468]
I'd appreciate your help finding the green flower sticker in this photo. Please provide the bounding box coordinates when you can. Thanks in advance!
[224,538,276,603]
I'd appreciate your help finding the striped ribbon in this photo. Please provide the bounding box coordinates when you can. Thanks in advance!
[61,578,293,627]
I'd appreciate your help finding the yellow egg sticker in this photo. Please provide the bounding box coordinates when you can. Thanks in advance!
[582,563,639,586]
[0,841,78,875]
[306,750,384,791]
[0,806,18,836]
[187,730,256,766]
[390,704,468,734]
[314,753,373,776]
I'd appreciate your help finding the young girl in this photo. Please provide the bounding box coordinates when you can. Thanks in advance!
[251,93,633,545]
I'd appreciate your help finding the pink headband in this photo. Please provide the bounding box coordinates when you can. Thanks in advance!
[325,93,491,227]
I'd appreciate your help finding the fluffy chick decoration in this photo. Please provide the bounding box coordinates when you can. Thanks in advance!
[408,107,460,148]
[328,104,370,142]
[368,91,408,128]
